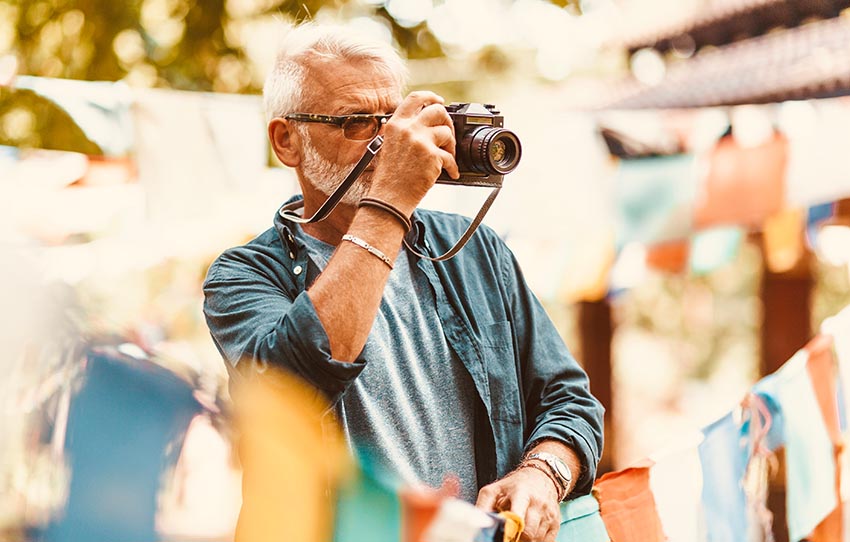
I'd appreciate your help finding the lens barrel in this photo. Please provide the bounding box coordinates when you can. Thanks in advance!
[462,127,522,176]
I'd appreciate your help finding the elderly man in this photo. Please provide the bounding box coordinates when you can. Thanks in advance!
[203,23,603,542]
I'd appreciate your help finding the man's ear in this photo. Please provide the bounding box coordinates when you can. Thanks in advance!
[269,118,301,167]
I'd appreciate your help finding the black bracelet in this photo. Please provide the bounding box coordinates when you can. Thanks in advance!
[358,197,412,233]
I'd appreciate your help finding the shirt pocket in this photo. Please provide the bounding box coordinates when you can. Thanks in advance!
[479,320,522,424]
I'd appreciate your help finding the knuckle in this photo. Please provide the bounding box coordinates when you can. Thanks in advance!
[479,485,498,497]
[411,137,430,154]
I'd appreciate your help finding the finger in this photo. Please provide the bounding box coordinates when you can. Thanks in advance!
[419,102,453,128]
[394,91,444,118]
[475,485,500,511]
[436,149,460,180]
[540,507,560,542]
[542,521,559,542]
[430,125,455,151]
[521,506,543,542]
[508,491,531,520]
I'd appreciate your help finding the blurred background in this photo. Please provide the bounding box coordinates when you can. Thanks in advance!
[2,0,850,541]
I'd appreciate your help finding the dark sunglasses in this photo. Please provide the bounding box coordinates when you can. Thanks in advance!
[284,113,393,141]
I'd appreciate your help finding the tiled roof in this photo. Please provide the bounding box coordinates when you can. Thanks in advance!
[619,0,850,53]
[601,16,850,109]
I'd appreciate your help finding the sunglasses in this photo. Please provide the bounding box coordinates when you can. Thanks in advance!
[284,113,393,141]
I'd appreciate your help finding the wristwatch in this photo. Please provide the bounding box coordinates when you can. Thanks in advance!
[526,452,573,500]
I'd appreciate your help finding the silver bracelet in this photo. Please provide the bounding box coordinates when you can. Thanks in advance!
[341,234,394,270]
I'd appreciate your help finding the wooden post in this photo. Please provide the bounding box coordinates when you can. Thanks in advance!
[577,299,615,474]
[760,241,813,542]
[760,257,813,375]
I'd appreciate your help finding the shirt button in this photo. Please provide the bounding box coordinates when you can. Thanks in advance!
[289,251,295,259]
[293,265,303,275]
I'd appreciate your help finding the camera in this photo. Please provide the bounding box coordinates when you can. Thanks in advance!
[437,103,522,187]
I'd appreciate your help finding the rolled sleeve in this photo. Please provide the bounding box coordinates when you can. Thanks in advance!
[498,243,605,495]
[526,408,604,495]
[203,249,365,405]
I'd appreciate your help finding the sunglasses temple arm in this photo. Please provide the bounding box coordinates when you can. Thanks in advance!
[279,135,384,224]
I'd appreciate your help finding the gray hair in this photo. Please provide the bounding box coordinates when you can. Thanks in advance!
[263,22,408,122]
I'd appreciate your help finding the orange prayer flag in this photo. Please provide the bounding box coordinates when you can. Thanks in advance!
[695,133,787,229]
[593,461,666,542]
[646,240,690,274]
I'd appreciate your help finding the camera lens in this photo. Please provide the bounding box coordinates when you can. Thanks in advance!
[490,140,506,163]
[464,127,522,176]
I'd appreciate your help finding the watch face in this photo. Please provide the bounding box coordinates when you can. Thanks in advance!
[552,459,571,482]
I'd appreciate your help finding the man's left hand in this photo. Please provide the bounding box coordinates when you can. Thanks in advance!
[475,466,561,542]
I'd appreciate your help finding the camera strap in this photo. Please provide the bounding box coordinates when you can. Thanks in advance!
[279,136,384,224]
[279,135,502,261]
[402,186,500,262]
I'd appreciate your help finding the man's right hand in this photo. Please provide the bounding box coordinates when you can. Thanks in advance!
[368,91,460,216]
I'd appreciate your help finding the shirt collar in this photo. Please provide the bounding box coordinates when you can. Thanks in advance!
[274,195,303,259]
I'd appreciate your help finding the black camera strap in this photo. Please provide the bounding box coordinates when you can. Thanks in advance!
[279,136,384,224]
[279,135,502,261]
[402,186,500,262]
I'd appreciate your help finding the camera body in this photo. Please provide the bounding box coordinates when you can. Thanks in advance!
[437,103,522,187]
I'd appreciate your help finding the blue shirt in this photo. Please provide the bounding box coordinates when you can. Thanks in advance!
[202,196,604,494]
[297,227,480,501]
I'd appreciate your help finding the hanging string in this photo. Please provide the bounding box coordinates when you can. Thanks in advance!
[741,393,776,542]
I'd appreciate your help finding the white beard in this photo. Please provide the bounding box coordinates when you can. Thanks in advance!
[299,132,373,206]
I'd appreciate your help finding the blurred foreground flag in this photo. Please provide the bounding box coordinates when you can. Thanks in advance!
[334,450,402,542]
[45,348,202,542]
[233,368,352,542]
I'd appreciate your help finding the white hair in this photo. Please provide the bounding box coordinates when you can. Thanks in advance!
[263,22,408,121]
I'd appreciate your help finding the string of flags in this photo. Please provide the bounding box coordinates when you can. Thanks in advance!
[595,99,850,299]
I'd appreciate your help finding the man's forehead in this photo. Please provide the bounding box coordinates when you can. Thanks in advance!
[302,56,402,112]
[304,55,394,81]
